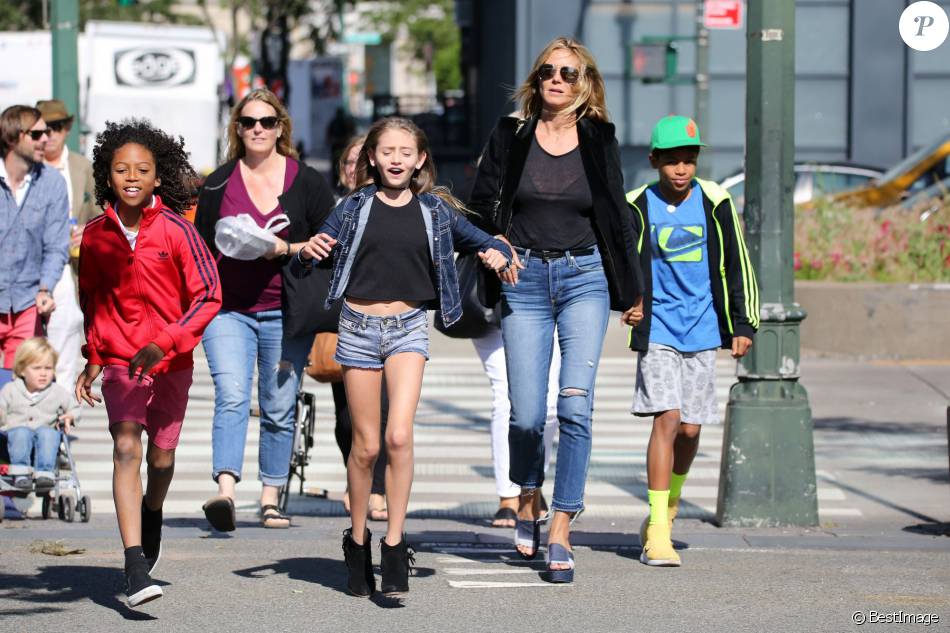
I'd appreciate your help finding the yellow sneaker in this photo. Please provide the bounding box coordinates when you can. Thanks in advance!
[638,498,680,547]
[640,523,681,567]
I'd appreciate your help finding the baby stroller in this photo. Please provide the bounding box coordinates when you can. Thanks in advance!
[277,390,321,513]
[0,427,91,523]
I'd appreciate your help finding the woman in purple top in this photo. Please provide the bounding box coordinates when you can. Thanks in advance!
[194,89,335,530]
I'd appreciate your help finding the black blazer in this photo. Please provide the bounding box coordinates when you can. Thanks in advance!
[194,157,337,337]
[468,116,643,311]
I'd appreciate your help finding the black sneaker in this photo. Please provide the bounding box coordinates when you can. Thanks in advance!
[141,502,163,574]
[125,565,162,607]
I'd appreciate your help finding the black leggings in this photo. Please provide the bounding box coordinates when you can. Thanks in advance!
[332,381,387,495]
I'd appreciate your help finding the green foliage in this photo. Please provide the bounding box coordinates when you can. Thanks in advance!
[794,195,950,282]
[0,2,43,30]
[0,1,201,30]
[81,0,202,26]
[362,0,462,92]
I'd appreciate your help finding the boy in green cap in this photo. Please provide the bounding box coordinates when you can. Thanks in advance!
[626,115,759,566]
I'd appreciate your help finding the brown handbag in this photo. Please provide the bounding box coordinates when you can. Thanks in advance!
[306,332,343,383]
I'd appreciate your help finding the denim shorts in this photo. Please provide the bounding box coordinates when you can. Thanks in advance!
[334,302,430,369]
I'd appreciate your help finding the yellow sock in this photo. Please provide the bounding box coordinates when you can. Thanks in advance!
[670,471,688,505]
[648,489,670,526]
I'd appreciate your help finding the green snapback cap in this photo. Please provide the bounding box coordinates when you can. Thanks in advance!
[650,115,707,151]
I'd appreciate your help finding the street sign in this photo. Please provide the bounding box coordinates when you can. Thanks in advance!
[344,32,382,45]
[704,0,744,29]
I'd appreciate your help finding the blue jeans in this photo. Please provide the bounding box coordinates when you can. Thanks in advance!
[5,426,61,474]
[501,246,610,513]
[203,309,311,487]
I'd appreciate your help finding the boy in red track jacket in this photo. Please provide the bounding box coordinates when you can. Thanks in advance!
[76,120,221,608]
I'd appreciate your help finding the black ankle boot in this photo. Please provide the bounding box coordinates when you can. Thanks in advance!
[342,528,375,597]
[379,535,414,595]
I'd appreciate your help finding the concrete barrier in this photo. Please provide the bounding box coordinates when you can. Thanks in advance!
[795,281,950,359]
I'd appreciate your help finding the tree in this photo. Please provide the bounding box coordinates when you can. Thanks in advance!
[0,0,201,31]
[0,2,44,31]
[360,0,462,93]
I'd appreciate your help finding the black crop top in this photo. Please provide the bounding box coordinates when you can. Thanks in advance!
[345,195,437,302]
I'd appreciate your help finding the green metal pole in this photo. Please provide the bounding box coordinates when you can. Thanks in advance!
[51,0,80,152]
[715,0,818,527]
[694,1,710,178]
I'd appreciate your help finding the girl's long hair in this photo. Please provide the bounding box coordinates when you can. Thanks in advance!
[226,89,298,161]
[354,117,466,211]
[514,37,609,122]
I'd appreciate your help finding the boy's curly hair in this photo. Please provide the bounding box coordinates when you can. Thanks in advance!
[92,118,197,214]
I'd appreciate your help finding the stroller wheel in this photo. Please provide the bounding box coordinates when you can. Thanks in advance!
[62,496,75,523]
[42,494,52,519]
[57,496,65,520]
[79,495,91,522]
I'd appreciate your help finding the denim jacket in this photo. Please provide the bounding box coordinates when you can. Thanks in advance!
[294,184,512,327]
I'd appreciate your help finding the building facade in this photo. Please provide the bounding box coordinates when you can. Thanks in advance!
[459,0,950,181]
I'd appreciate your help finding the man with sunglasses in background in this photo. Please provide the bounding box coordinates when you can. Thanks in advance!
[35,99,98,390]
[0,105,70,387]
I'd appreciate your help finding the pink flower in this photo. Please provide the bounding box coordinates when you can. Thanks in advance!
[810,258,823,270]
[793,251,802,271]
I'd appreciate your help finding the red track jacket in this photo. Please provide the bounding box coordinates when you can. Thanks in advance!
[79,196,221,374]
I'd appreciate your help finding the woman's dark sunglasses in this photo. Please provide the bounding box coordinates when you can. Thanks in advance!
[237,116,280,130]
[537,64,581,84]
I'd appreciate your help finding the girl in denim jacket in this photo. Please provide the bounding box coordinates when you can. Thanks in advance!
[297,117,511,597]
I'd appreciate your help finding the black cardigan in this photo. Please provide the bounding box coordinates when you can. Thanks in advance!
[194,157,336,337]
[468,116,643,311]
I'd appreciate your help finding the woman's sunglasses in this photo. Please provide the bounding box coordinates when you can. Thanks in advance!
[537,64,581,84]
[237,116,280,130]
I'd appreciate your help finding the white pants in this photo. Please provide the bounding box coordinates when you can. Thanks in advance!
[472,326,559,498]
[46,264,84,390]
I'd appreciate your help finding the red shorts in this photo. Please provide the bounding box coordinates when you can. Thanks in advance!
[101,366,193,450]
[0,306,41,369]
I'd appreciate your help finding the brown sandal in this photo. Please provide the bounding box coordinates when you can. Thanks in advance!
[202,495,236,532]
[260,504,291,528]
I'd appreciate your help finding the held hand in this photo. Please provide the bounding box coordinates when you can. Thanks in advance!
[494,235,523,285]
[620,296,644,327]
[731,335,753,359]
[129,343,164,382]
[300,233,337,261]
[58,414,74,434]
[477,248,509,272]
[75,364,102,407]
[35,291,56,317]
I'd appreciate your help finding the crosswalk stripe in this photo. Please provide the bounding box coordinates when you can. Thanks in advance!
[21,355,863,523]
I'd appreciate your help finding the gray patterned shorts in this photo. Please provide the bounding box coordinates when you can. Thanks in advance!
[632,343,720,425]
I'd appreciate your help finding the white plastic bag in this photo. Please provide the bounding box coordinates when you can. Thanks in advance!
[214,213,290,260]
